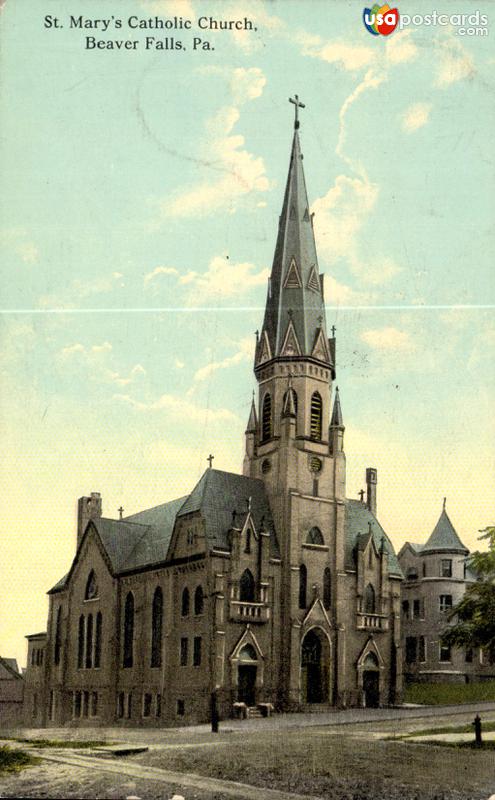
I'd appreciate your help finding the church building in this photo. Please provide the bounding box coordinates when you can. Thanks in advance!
[24,100,404,727]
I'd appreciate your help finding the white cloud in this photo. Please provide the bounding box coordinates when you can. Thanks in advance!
[312,174,378,263]
[436,38,475,86]
[174,358,185,369]
[300,34,376,71]
[39,272,124,308]
[58,341,145,386]
[361,327,414,351]
[145,255,269,302]
[1,228,39,265]
[144,266,180,286]
[115,391,237,424]
[385,30,418,65]
[162,68,269,218]
[193,336,254,383]
[401,102,432,132]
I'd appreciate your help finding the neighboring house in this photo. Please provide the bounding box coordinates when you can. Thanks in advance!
[0,656,24,725]
[23,633,47,726]
[398,502,495,683]
[23,108,404,728]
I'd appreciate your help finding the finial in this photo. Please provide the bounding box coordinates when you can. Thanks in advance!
[247,496,252,512]
[288,308,293,319]
[358,489,365,502]
[331,325,336,337]
[443,497,446,511]
[289,94,305,130]
[317,314,323,326]
[207,454,214,469]
[255,329,259,344]
[118,506,124,520]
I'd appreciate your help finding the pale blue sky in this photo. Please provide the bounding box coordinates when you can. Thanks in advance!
[1,0,494,666]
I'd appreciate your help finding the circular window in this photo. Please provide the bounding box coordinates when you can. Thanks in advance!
[261,459,271,474]
[309,457,322,473]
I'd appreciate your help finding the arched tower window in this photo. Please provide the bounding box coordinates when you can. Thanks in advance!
[310,392,323,440]
[77,615,84,669]
[364,583,376,614]
[94,611,102,668]
[323,568,331,610]
[239,569,255,602]
[262,393,272,441]
[194,586,204,616]
[123,592,134,668]
[151,587,163,668]
[85,614,93,669]
[54,606,62,666]
[181,587,190,617]
[85,570,98,600]
[307,527,324,545]
[299,564,307,609]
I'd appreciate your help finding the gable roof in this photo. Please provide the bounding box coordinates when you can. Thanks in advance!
[422,508,468,554]
[0,657,22,679]
[48,470,280,593]
[177,469,280,558]
[345,500,403,578]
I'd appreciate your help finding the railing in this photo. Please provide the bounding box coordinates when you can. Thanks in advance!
[230,601,269,623]
[356,612,388,631]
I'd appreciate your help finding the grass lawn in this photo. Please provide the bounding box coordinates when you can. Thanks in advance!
[0,745,40,775]
[133,727,495,800]
[397,720,495,737]
[404,680,495,705]
[9,738,110,749]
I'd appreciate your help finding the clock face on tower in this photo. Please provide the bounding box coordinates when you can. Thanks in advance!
[309,456,322,474]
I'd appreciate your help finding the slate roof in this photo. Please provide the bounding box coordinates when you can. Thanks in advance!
[49,471,279,593]
[0,657,21,677]
[422,508,468,554]
[177,469,280,558]
[345,499,403,578]
[257,128,333,369]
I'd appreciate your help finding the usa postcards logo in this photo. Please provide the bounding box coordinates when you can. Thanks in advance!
[363,3,399,35]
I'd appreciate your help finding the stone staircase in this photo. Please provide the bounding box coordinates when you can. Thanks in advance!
[247,706,263,719]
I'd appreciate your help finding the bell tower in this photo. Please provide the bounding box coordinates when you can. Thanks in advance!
[242,97,347,707]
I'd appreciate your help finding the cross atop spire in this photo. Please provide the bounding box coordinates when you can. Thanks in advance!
[289,94,305,130]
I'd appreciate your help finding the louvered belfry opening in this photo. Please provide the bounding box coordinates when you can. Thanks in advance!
[310,392,322,440]
[262,393,272,441]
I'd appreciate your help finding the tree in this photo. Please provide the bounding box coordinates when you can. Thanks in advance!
[442,527,495,660]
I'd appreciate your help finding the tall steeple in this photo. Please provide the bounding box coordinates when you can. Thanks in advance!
[255,96,334,374]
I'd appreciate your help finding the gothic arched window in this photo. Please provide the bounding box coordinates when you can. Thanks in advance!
[310,392,323,440]
[94,612,102,668]
[54,606,62,666]
[239,569,255,602]
[151,587,163,668]
[181,587,190,617]
[307,527,324,545]
[364,583,376,614]
[85,614,93,669]
[77,615,84,668]
[262,393,272,441]
[194,586,204,616]
[299,564,307,609]
[85,570,98,600]
[323,568,331,610]
[123,592,134,668]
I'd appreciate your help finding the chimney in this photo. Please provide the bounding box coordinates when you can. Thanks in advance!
[77,492,102,547]
[366,468,377,517]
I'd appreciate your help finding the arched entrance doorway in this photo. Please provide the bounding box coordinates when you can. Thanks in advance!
[237,644,257,706]
[301,629,330,704]
[362,653,380,708]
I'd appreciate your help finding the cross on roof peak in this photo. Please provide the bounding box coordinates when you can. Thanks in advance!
[289,94,305,130]
[207,454,214,469]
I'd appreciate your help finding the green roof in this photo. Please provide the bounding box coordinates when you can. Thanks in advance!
[345,500,403,578]
[422,508,468,553]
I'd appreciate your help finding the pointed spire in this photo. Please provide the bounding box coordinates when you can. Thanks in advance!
[246,395,258,433]
[423,503,468,554]
[330,387,344,428]
[256,107,332,371]
[282,385,297,418]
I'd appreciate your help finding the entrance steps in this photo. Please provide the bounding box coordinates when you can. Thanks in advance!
[247,706,263,719]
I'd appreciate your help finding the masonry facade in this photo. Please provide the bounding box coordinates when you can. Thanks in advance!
[399,504,495,683]
[24,108,404,727]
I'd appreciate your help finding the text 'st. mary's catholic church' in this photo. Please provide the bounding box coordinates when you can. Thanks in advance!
[24,100,403,727]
